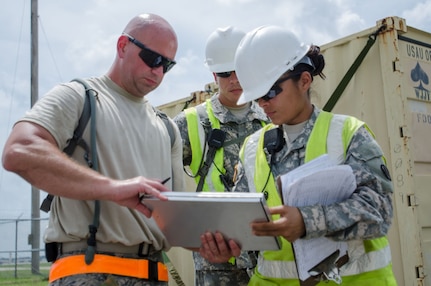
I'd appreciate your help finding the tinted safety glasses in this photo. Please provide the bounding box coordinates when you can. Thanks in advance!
[256,73,302,102]
[123,33,176,73]
[215,71,234,78]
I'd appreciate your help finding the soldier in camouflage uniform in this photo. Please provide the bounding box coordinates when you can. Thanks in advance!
[199,26,397,285]
[173,27,269,286]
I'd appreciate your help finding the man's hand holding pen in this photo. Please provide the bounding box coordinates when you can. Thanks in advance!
[139,177,171,200]
[110,176,171,218]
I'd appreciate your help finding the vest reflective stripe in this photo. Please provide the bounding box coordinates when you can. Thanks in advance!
[256,254,298,279]
[256,240,392,280]
[242,123,295,265]
[305,112,363,164]
[239,134,258,194]
[252,124,284,211]
[342,240,391,276]
[241,112,393,282]
[184,108,204,173]
[184,100,225,192]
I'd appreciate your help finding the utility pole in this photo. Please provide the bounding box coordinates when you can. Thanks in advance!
[30,0,40,274]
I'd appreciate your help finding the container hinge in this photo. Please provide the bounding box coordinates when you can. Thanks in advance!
[416,265,425,279]
[399,125,411,138]
[393,59,402,72]
[407,194,419,207]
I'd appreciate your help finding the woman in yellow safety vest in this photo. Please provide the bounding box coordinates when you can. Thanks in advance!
[198,25,397,285]
[174,26,269,286]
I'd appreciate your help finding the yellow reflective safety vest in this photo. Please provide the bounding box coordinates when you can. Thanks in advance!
[184,100,225,192]
[241,111,396,285]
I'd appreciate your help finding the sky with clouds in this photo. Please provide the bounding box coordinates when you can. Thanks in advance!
[0,0,431,252]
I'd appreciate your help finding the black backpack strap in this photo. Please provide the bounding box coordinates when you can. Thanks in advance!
[154,108,175,147]
[40,78,96,212]
[39,194,54,213]
[62,80,92,157]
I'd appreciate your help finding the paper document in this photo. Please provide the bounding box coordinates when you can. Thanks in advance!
[277,154,356,282]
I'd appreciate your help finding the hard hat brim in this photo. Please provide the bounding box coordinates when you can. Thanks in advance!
[205,62,235,73]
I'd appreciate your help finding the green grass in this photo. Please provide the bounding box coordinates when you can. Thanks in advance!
[0,264,49,285]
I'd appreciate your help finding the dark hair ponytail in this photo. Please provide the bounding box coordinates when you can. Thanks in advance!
[307,45,325,79]
[290,44,325,80]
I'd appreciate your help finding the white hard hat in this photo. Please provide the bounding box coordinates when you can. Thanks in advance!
[235,25,310,104]
[204,26,246,73]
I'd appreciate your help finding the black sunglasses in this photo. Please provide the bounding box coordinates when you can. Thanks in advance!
[256,73,302,102]
[123,33,176,73]
[215,71,234,78]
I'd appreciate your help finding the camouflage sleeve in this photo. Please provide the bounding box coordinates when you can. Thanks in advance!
[231,160,250,193]
[173,111,192,166]
[299,126,394,241]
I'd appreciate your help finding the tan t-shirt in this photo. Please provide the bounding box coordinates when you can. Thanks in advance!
[21,75,184,251]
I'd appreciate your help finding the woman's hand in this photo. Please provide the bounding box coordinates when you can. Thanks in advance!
[251,205,305,242]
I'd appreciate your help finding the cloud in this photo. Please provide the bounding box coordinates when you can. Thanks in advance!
[336,10,367,37]
[402,0,431,29]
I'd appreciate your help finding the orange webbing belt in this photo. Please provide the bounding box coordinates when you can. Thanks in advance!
[49,254,168,283]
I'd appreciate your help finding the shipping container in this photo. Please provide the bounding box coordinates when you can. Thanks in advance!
[158,16,430,286]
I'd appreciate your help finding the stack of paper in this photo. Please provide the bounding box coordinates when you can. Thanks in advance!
[277,154,356,283]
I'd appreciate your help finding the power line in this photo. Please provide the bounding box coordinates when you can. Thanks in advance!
[0,0,27,194]
[38,15,63,82]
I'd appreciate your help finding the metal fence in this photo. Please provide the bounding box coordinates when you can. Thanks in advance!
[0,217,49,278]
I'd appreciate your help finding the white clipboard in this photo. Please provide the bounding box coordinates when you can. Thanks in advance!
[141,192,281,251]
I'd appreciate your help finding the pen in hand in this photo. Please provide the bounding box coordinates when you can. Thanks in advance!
[139,177,171,201]
[160,177,171,185]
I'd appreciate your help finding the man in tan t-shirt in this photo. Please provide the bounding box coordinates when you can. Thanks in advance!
[2,13,184,285]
